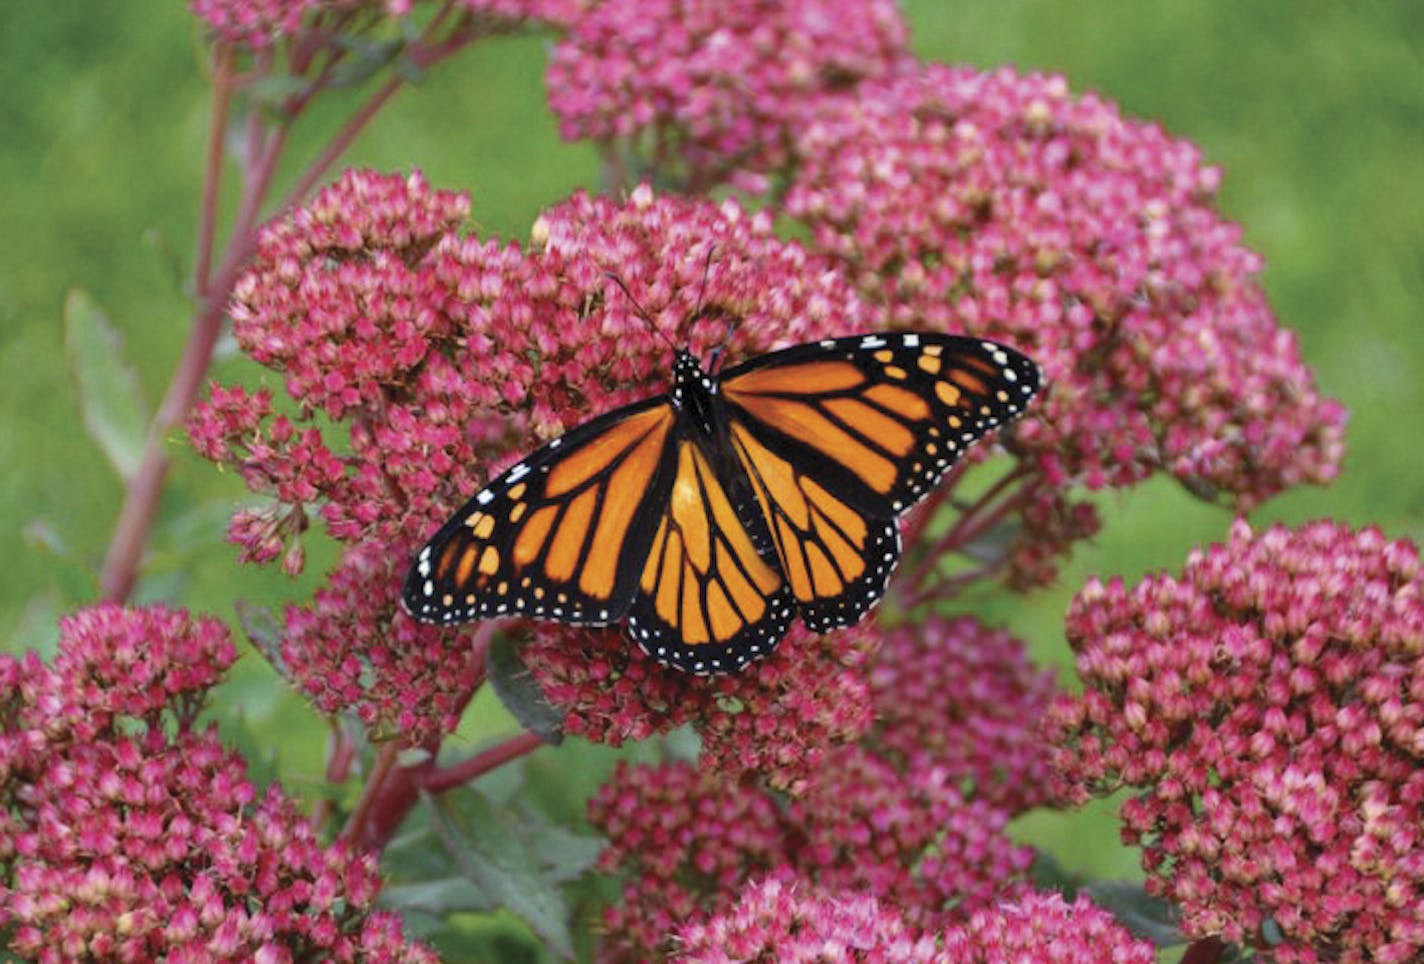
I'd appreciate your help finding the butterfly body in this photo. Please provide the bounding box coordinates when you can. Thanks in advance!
[404,332,1040,673]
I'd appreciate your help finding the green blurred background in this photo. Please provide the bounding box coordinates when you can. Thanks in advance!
[2,0,1421,956]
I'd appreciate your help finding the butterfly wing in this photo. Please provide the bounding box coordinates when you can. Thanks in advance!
[624,438,796,674]
[719,332,1040,631]
[403,398,679,626]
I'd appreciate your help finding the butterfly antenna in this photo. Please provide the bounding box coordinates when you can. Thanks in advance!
[692,243,717,320]
[691,244,739,373]
[606,271,676,354]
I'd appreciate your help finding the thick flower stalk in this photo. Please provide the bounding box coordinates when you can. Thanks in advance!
[547,0,911,191]
[1048,519,1424,961]
[788,65,1346,587]
[0,605,432,961]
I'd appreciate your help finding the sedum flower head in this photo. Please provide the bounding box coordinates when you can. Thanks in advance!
[868,615,1059,813]
[787,747,1032,933]
[674,872,938,962]
[524,621,877,793]
[788,65,1345,582]
[548,0,911,189]
[940,891,1157,963]
[1048,519,1424,960]
[674,879,1154,963]
[0,605,433,961]
[590,761,792,958]
[192,0,570,51]
[190,0,330,48]
[589,746,1030,958]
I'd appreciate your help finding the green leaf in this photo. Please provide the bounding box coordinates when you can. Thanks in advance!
[522,812,604,885]
[151,499,246,561]
[8,591,61,655]
[246,72,309,110]
[487,633,565,745]
[380,876,495,916]
[327,37,405,89]
[63,289,150,481]
[1082,880,1186,948]
[1028,847,1080,898]
[234,599,292,681]
[427,787,577,960]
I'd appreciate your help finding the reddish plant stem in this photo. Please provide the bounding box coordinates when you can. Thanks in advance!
[347,732,545,851]
[941,477,1034,559]
[312,721,359,830]
[899,464,1030,599]
[420,731,546,795]
[278,75,405,214]
[342,742,402,848]
[898,563,1005,612]
[98,23,478,601]
[194,45,233,292]
[98,120,288,602]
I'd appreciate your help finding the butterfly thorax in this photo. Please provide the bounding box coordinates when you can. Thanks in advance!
[670,349,720,437]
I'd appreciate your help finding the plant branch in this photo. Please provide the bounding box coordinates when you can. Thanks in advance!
[905,467,1032,593]
[341,740,402,847]
[278,74,405,213]
[195,45,234,292]
[98,115,288,602]
[420,731,545,795]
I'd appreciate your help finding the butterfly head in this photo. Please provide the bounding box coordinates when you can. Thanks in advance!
[671,348,720,431]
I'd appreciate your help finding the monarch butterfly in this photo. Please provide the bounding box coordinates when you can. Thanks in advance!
[402,330,1040,673]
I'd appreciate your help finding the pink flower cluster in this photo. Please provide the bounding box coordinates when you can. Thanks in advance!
[591,761,789,954]
[547,0,911,189]
[0,604,432,961]
[281,542,484,746]
[190,0,331,48]
[589,747,1032,958]
[788,65,1345,581]
[676,878,1155,963]
[1048,520,1424,961]
[192,0,570,50]
[524,622,877,793]
[674,872,939,962]
[939,891,1158,963]
[868,615,1058,813]
[192,170,873,751]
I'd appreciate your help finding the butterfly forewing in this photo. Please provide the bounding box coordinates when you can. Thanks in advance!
[403,398,678,625]
[719,332,1040,625]
[720,332,1040,515]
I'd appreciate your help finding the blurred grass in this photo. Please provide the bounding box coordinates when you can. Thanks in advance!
[1,0,1421,953]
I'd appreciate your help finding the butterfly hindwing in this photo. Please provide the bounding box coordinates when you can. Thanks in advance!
[403,397,678,626]
[719,332,1040,625]
[624,440,796,674]
[728,410,904,632]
